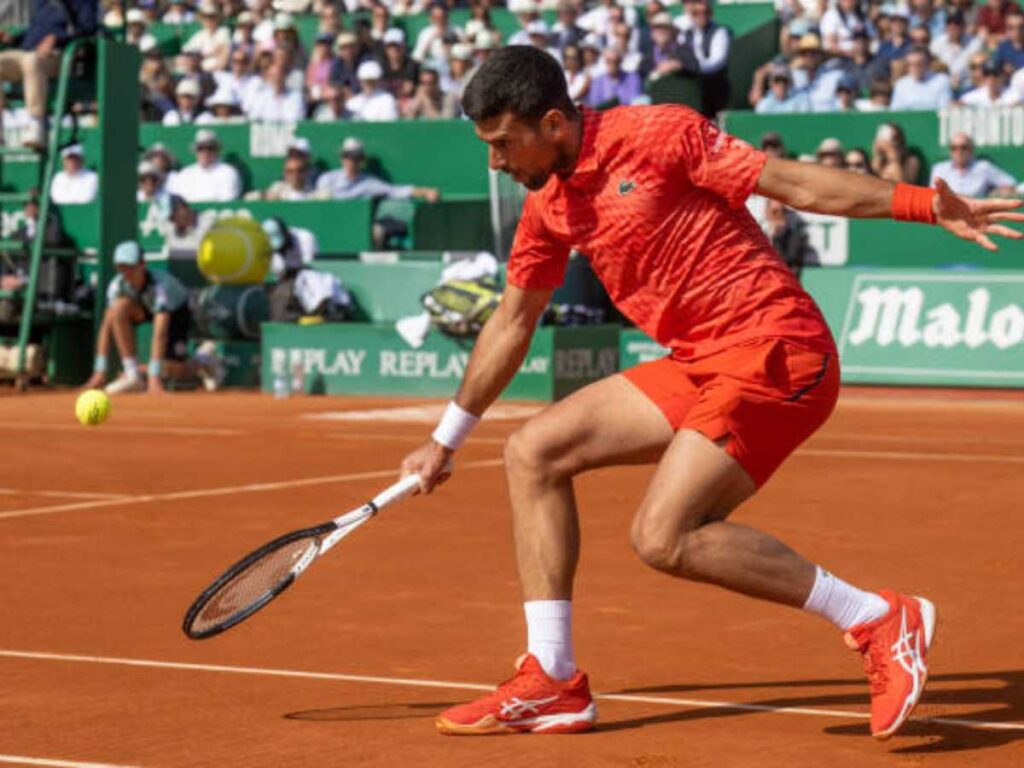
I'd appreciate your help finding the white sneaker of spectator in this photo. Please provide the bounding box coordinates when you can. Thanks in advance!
[195,341,225,392]
[105,372,146,395]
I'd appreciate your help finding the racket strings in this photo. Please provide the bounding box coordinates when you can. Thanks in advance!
[189,536,320,635]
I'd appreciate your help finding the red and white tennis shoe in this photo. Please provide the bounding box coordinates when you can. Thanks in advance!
[436,654,597,735]
[845,589,937,739]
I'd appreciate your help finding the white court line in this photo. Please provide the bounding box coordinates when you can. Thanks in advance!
[0,649,1020,734]
[0,488,129,501]
[0,755,140,768]
[0,459,505,522]
[798,449,1024,465]
[1,446,1020,524]
[0,421,242,437]
[816,433,1024,447]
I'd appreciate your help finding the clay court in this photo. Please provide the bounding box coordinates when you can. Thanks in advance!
[0,389,1021,767]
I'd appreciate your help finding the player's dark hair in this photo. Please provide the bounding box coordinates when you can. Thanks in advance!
[462,45,577,124]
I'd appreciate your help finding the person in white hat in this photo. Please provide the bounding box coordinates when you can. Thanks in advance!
[170,129,241,202]
[245,59,306,122]
[182,1,231,72]
[137,160,169,206]
[473,30,500,66]
[162,0,195,25]
[315,137,440,202]
[444,42,475,99]
[50,144,98,205]
[163,78,204,126]
[508,0,541,46]
[198,88,244,124]
[380,27,419,100]
[330,31,367,95]
[579,0,638,39]
[232,11,257,52]
[125,9,158,52]
[346,60,400,121]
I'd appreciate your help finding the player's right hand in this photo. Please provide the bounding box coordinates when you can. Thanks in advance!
[400,440,454,495]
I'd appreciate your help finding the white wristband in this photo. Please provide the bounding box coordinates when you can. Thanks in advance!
[432,401,480,450]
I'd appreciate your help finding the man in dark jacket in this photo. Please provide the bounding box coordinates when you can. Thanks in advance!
[0,0,98,148]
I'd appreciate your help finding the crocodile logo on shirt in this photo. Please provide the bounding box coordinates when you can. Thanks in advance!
[618,180,637,195]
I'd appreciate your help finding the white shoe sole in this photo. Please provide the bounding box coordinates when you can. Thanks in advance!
[437,701,597,735]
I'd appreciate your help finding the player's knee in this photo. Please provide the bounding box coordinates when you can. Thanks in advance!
[630,506,710,578]
[504,422,572,482]
[630,515,685,574]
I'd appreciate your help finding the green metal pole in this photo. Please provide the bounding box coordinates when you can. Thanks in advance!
[15,39,83,379]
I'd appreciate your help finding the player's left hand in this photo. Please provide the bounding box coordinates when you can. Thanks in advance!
[934,178,1024,251]
[147,377,166,395]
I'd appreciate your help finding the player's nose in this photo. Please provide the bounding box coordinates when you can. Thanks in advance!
[488,146,507,172]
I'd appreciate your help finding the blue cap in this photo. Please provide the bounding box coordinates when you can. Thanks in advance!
[114,240,143,266]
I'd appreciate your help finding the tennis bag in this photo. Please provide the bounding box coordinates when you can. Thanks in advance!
[421,278,502,338]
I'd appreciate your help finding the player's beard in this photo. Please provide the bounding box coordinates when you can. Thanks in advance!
[522,145,574,191]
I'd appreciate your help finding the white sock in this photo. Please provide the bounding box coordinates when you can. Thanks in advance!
[122,357,139,378]
[803,566,890,631]
[524,600,576,680]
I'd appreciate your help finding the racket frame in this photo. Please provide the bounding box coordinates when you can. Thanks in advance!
[182,474,422,640]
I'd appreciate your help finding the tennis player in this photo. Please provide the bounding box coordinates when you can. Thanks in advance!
[400,47,1023,739]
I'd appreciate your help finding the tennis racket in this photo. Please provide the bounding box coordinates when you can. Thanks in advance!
[182,473,423,640]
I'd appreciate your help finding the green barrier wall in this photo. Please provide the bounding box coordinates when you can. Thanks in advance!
[262,322,620,400]
[58,198,376,255]
[620,267,1024,387]
[805,267,1024,387]
[3,120,488,197]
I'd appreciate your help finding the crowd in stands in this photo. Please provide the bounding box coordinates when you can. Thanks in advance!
[105,0,738,128]
[6,0,1024,207]
[752,0,1024,113]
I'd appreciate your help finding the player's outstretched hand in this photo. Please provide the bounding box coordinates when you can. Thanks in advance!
[400,440,454,495]
[934,178,1024,251]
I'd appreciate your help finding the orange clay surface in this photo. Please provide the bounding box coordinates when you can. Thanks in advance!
[0,388,1021,767]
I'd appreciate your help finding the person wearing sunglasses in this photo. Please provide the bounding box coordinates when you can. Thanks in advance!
[930,132,1018,197]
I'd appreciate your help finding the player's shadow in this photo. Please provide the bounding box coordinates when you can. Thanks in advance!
[599,670,1023,754]
[283,701,455,723]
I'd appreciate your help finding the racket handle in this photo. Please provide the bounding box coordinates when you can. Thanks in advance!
[372,474,423,510]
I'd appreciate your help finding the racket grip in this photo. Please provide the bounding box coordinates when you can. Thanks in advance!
[372,474,423,509]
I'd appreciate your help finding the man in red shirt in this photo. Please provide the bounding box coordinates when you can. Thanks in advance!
[401,46,1022,739]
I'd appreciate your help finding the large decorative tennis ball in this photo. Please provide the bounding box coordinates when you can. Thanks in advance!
[197,217,271,285]
[75,389,111,427]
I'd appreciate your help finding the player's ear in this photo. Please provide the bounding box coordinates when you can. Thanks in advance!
[540,109,566,141]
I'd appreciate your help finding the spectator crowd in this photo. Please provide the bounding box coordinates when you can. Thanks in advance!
[752,0,1024,113]
[105,0,738,128]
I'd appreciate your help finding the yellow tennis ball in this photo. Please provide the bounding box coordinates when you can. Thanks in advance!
[75,389,112,427]
[197,217,271,285]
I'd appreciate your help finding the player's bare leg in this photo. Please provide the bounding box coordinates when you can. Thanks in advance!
[629,429,813,605]
[629,429,936,739]
[436,374,674,734]
[504,374,674,602]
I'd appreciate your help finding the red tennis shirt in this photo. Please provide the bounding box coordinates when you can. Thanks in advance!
[506,105,834,358]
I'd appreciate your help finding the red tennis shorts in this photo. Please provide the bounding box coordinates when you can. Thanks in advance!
[622,337,840,487]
